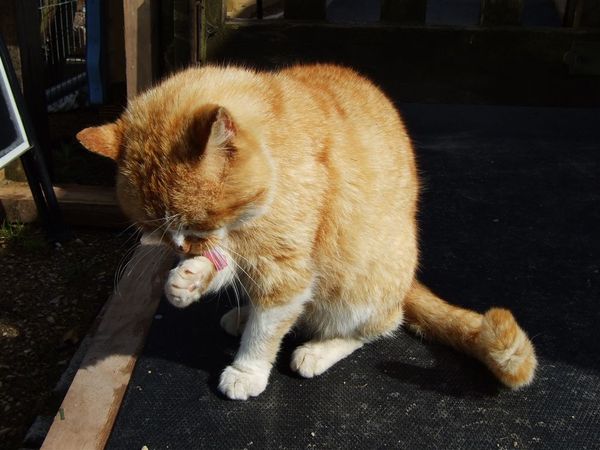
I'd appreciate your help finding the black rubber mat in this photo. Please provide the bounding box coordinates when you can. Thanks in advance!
[106,104,600,449]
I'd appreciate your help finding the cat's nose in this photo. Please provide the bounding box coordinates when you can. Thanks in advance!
[177,240,191,253]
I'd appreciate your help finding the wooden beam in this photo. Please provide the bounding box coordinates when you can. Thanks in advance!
[199,0,227,63]
[381,0,427,24]
[284,0,326,20]
[480,0,523,26]
[169,0,192,70]
[123,0,159,98]
[0,182,127,228]
[41,245,175,450]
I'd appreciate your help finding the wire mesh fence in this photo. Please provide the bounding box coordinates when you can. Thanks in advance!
[38,0,86,109]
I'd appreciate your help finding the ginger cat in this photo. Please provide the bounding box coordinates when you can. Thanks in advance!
[77,64,537,400]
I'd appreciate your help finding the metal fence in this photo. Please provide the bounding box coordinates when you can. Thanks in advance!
[39,0,85,66]
[38,0,86,109]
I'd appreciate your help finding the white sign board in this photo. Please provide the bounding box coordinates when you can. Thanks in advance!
[0,51,31,168]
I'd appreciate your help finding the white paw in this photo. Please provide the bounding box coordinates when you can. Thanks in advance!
[218,363,270,400]
[164,257,213,308]
[290,344,333,378]
[220,306,249,337]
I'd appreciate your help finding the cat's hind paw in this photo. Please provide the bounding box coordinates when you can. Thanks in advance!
[218,363,270,400]
[291,339,363,378]
[290,344,332,378]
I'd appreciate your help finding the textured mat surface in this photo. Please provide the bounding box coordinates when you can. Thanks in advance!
[107,104,600,449]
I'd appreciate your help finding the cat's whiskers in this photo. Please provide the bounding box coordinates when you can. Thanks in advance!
[117,221,141,238]
[138,214,181,225]
[224,254,242,325]
[146,242,171,287]
[113,240,142,295]
[131,243,161,284]
[139,213,182,239]
[217,245,252,300]
[216,242,265,288]
[208,243,246,329]
[159,214,181,240]
[114,213,180,295]
[222,250,262,297]
[115,226,142,256]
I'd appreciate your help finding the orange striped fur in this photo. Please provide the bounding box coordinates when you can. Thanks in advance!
[77,64,536,398]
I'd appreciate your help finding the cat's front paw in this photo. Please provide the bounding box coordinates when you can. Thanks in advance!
[164,257,214,308]
[218,363,270,400]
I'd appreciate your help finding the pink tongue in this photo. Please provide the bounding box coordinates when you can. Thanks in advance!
[203,249,228,271]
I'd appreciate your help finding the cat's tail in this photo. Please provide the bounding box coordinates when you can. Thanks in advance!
[403,281,537,389]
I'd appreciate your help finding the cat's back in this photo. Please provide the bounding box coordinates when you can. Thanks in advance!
[276,64,412,156]
[277,64,402,127]
[279,64,383,100]
[272,64,416,194]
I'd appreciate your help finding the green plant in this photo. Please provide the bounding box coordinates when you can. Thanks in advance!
[0,221,25,241]
[0,221,48,254]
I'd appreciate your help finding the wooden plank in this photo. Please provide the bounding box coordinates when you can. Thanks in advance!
[380,0,427,24]
[480,0,523,25]
[0,182,127,228]
[171,0,193,67]
[227,0,281,18]
[284,0,326,20]
[162,0,193,72]
[190,0,201,64]
[204,21,600,106]
[123,0,159,97]
[41,245,175,450]
[199,0,227,63]
[106,0,126,86]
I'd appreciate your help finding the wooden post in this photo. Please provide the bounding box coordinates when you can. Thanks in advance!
[106,0,126,88]
[123,0,159,98]
[380,0,427,24]
[480,0,523,26]
[198,0,226,64]
[169,0,192,70]
[284,0,326,20]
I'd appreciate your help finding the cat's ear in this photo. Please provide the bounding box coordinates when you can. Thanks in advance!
[76,123,121,160]
[209,107,236,147]
[190,105,236,154]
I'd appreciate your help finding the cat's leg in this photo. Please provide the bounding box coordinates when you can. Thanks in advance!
[290,296,404,378]
[291,338,364,378]
[165,255,234,308]
[218,286,312,400]
[220,305,250,336]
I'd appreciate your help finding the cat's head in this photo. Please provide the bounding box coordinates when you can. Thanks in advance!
[77,99,273,255]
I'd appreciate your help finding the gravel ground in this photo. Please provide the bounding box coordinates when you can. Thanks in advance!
[0,223,132,449]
